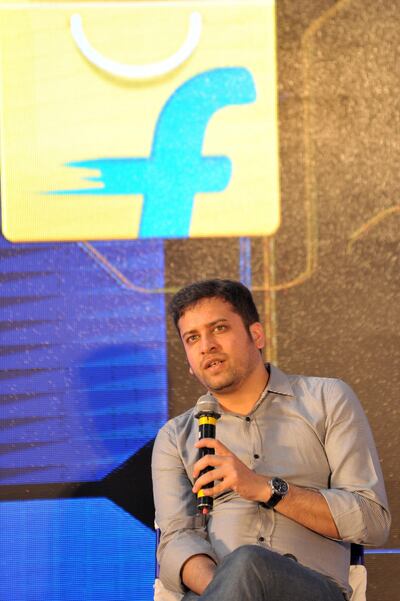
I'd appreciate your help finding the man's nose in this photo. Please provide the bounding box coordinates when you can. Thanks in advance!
[200,333,218,354]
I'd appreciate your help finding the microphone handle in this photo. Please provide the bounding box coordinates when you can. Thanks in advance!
[197,416,217,514]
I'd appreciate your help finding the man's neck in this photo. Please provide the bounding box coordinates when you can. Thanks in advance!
[212,362,269,415]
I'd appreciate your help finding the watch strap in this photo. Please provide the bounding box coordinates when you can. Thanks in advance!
[259,477,289,509]
[260,492,282,509]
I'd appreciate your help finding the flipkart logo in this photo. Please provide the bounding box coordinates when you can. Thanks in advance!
[0,2,280,241]
[57,68,256,237]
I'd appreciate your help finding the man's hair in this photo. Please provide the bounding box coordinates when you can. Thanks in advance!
[169,279,260,332]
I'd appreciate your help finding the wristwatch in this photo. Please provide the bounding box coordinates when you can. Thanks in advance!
[260,477,289,509]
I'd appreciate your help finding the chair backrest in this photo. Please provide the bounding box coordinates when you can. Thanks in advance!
[349,544,367,601]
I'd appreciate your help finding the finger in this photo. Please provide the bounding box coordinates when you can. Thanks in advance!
[193,454,228,479]
[193,479,230,498]
[195,438,231,456]
[192,467,225,492]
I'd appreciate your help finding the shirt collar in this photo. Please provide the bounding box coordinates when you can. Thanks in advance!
[249,364,294,415]
[266,363,295,398]
[205,363,295,416]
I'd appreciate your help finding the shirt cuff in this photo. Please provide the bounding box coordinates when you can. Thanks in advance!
[319,489,366,542]
[159,531,219,593]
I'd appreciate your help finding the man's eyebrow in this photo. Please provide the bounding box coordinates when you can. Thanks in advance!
[181,318,229,339]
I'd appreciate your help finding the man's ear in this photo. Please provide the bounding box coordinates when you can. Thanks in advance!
[249,322,265,350]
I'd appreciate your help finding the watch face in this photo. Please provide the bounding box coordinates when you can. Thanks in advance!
[272,478,289,496]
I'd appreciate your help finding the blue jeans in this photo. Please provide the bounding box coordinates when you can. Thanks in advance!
[182,545,346,601]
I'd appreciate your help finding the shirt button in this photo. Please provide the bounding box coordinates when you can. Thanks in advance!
[245,417,251,422]
[253,454,259,459]
[258,536,265,542]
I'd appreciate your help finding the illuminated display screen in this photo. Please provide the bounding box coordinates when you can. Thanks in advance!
[0,233,166,599]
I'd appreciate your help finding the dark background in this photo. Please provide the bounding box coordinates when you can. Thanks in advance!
[165,2,399,600]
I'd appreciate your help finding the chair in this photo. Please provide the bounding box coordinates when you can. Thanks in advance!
[154,527,366,601]
[349,544,367,601]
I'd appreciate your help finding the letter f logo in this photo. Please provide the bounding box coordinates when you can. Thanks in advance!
[59,67,256,238]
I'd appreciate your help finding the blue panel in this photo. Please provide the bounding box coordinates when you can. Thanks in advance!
[0,235,168,484]
[239,237,252,288]
[0,498,155,601]
[365,549,400,554]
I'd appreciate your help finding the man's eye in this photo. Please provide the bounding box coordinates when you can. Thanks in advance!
[186,335,198,344]
[214,325,227,332]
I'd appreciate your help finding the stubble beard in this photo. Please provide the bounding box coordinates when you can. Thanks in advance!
[202,364,243,394]
[204,350,261,395]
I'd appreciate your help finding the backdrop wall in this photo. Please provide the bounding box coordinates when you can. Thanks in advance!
[0,1,398,600]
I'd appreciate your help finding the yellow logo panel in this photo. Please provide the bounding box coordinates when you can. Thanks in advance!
[0,0,280,241]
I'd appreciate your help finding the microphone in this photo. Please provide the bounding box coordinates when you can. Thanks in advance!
[194,394,221,516]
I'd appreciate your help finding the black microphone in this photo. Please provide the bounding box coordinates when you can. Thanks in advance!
[194,394,221,516]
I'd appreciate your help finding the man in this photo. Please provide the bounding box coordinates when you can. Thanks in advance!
[152,279,390,600]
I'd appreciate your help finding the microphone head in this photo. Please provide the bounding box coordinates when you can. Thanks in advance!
[195,394,220,418]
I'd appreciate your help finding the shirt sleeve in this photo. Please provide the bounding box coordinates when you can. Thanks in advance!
[319,379,391,546]
[151,421,218,593]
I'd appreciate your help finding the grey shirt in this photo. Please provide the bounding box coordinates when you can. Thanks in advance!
[152,364,391,596]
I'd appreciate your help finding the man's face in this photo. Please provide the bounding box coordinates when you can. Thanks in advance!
[178,296,264,395]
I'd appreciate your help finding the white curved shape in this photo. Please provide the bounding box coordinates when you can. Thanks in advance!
[70,12,202,80]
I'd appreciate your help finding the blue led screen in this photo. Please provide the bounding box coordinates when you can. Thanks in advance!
[0,232,167,599]
[0,498,155,601]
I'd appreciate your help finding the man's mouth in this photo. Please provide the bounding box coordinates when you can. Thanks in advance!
[204,359,225,370]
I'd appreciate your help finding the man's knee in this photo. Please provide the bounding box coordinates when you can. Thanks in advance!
[214,545,290,596]
[222,544,277,575]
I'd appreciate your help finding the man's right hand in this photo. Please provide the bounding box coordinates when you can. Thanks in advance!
[192,438,271,502]
[181,553,217,594]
